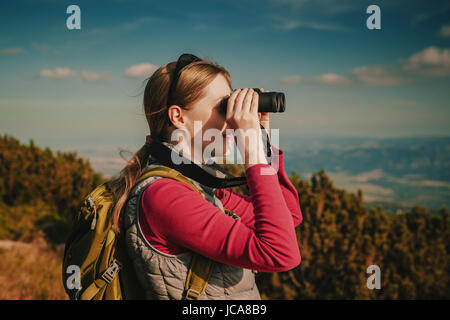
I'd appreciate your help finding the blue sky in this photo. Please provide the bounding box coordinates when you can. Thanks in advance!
[1,0,450,155]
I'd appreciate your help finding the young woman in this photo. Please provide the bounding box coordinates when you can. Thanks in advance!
[108,54,302,300]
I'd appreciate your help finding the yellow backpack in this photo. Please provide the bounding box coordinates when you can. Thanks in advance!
[62,166,216,300]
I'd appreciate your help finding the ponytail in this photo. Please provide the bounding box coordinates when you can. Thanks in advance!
[107,135,152,235]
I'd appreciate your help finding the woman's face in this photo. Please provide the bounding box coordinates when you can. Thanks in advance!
[169,73,233,161]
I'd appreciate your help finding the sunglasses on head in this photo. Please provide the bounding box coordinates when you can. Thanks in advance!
[167,53,202,105]
[165,53,202,126]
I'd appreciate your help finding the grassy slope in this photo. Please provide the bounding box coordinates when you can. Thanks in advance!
[0,235,67,299]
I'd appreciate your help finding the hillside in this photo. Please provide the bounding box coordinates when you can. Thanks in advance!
[0,134,448,299]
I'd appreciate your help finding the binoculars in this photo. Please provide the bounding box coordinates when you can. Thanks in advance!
[219,88,285,114]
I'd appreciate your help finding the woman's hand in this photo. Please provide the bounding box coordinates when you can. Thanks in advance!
[225,88,260,132]
[225,88,268,169]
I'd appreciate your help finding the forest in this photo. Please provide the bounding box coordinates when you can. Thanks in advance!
[0,134,448,299]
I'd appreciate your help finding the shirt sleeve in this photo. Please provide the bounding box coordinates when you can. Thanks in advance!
[139,163,301,273]
[216,147,303,229]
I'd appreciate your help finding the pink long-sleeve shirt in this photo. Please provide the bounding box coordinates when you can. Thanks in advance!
[138,147,302,272]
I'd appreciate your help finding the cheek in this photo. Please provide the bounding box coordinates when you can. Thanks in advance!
[185,109,209,137]
[201,113,226,149]
[201,109,223,133]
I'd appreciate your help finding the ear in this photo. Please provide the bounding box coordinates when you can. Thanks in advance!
[167,105,185,128]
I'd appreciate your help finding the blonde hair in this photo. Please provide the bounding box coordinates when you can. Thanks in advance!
[107,57,231,235]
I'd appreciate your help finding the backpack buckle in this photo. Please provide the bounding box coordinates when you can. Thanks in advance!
[101,259,121,284]
[185,288,201,300]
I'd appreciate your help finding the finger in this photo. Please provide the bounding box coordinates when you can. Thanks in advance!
[249,90,259,115]
[234,88,249,115]
[226,88,241,119]
[242,88,254,115]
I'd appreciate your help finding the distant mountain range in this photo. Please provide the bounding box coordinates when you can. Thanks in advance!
[280,136,450,211]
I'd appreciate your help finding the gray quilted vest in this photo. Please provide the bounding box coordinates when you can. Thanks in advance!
[124,142,261,300]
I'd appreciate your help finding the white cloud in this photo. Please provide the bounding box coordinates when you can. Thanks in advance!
[276,19,301,31]
[301,67,408,87]
[272,0,357,15]
[282,47,450,88]
[0,47,26,55]
[272,16,347,32]
[39,68,106,82]
[299,21,347,32]
[81,70,106,82]
[40,67,76,79]
[280,75,301,83]
[121,17,154,31]
[404,46,450,77]
[350,169,384,183]
[351,66,409,86]
[408,46,450,66]
[312,73,352,85]
[125,63,159,79]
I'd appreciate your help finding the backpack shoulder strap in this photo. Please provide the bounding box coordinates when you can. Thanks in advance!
[136,166,201,195]
[136,165,214,300]
[184,254,214,300]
